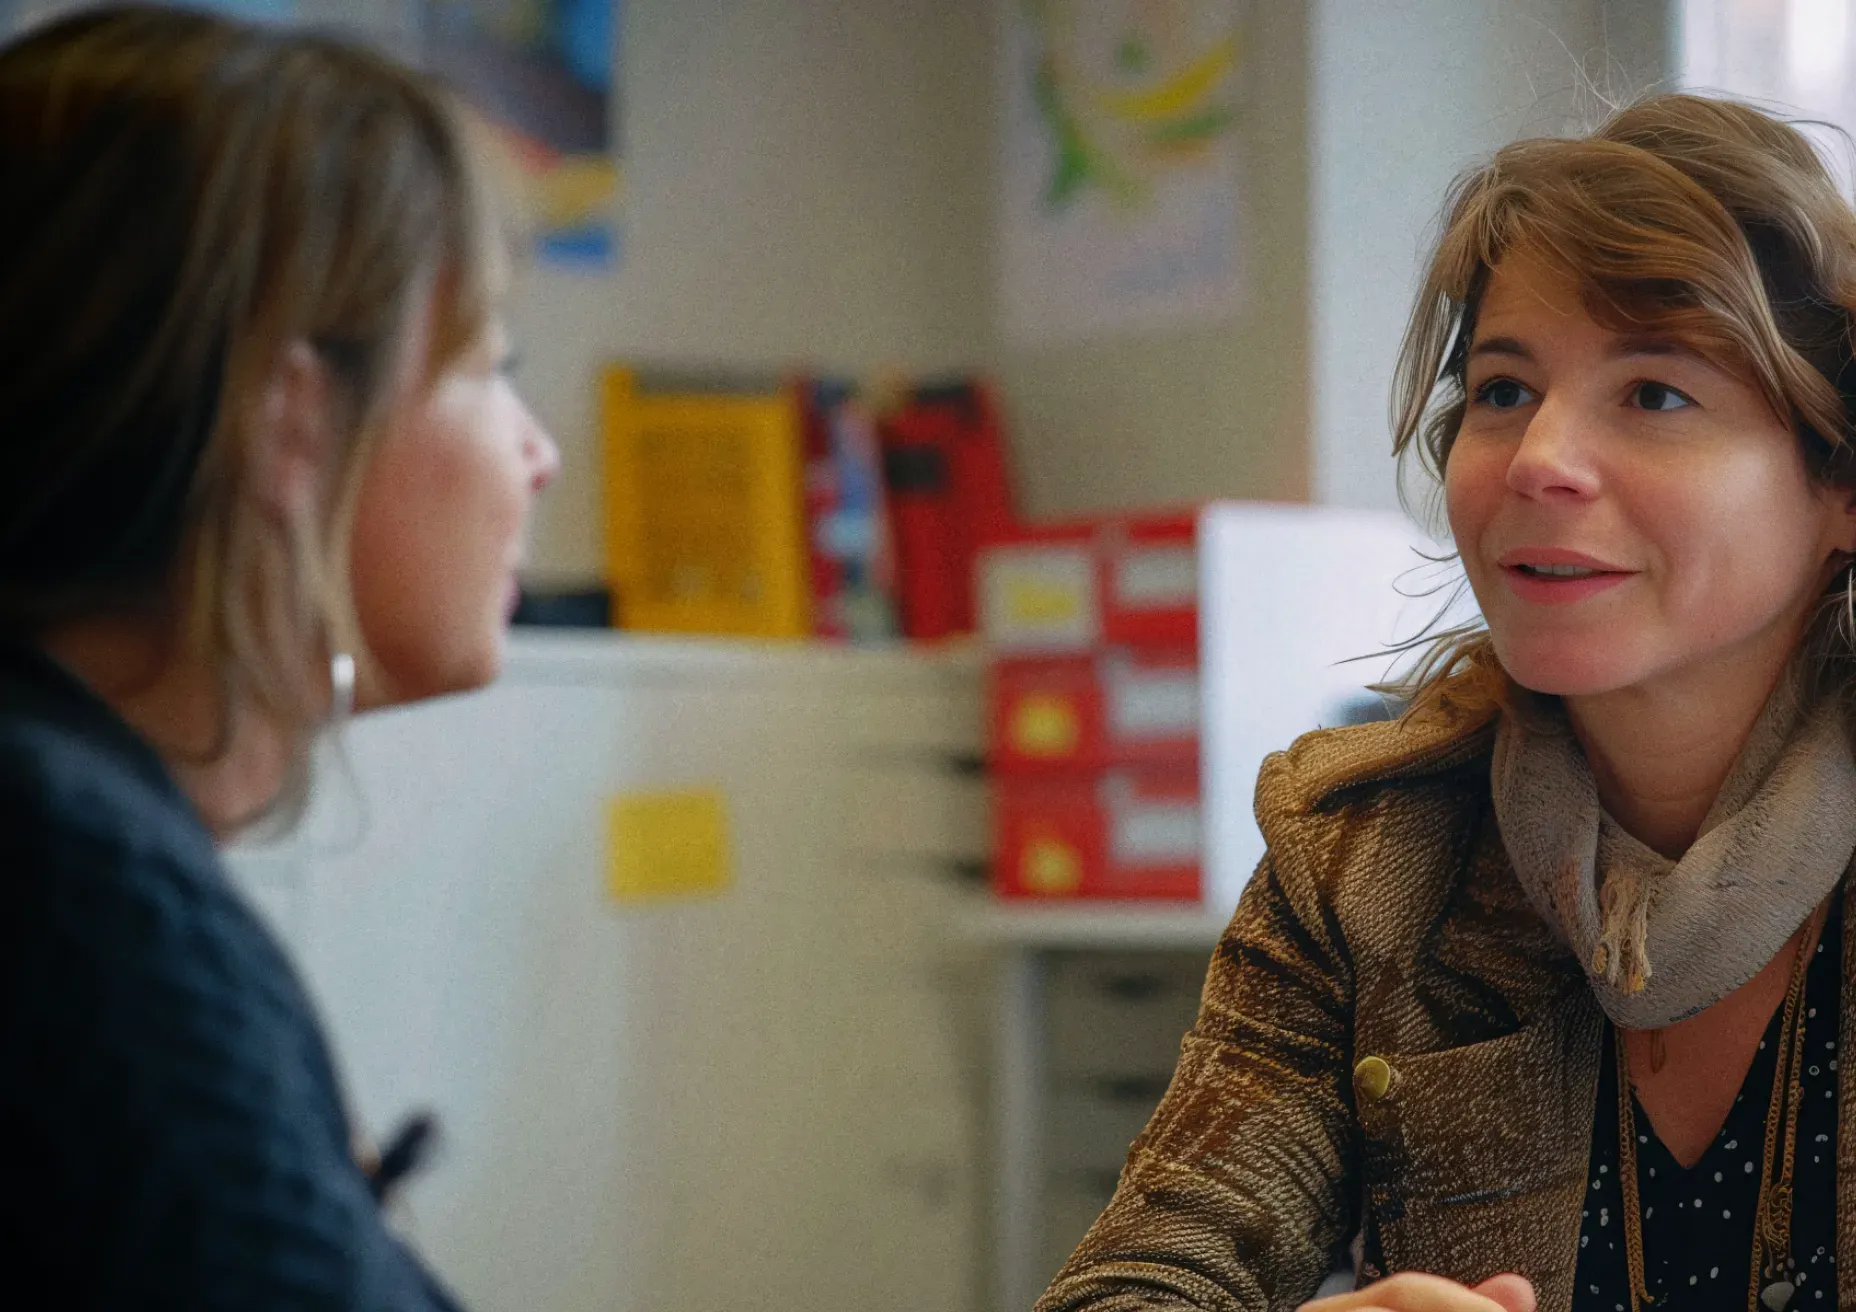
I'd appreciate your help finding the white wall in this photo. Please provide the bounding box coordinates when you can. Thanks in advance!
[515,0,993,586]
[1307,0,1673,517]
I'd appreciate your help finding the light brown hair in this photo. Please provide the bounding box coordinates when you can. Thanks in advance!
[1389,92,1856,720]
[0,5,505,756]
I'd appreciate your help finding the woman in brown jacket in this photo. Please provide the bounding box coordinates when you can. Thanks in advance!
[1038,94,1856,1312]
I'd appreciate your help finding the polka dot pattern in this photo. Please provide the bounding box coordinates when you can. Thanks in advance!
[1572,901,1841,1310]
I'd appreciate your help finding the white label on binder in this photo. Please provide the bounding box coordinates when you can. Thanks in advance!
[980,547,1099,651]
[1113,546,1197,607]
[1111,802,1202,866]
[1106,669,1200,739]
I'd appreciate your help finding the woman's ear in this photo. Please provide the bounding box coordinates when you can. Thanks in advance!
[250,340,334,523]
[1838,483,1856,557]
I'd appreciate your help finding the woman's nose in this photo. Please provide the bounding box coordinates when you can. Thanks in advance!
[525,414,561,493]
[1504,395,1600,501]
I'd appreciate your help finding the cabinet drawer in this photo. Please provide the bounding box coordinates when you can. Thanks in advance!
[1047,951,1205,1080]
[844,686,984,757]
[1046,1085,1167,1177]
[1042,1176,1117,1287]
[844,764,989,863]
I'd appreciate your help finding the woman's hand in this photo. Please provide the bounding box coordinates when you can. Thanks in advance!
[1299,1272,1536,1312]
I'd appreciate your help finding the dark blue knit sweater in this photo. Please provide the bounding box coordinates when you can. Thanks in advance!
[0,643,463,1310]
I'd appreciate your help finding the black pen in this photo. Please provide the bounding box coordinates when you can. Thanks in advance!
[368,1111,440,1205]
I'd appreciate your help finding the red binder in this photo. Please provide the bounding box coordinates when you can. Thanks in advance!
[879,381,1018,641]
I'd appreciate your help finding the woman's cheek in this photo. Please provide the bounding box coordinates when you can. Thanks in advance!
[1443,446,1494,558]
[436,391,526,536]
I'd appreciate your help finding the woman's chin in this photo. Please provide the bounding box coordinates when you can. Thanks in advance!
[362,637,507,711]
[442,632,506,697]
[1493,634,1645,700]
[474,632,508,688]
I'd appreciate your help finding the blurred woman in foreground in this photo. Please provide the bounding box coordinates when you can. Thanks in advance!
[0,6,556,1305]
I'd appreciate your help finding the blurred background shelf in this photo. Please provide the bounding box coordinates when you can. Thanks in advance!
[502,626,987,684]
[958,900,1229,950]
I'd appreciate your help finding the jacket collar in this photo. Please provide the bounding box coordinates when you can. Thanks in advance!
[0,638,189,806]
[1298,701,1500,810]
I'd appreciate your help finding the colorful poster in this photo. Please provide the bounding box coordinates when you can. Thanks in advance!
[425,0,622,269]
[999,0,1248,346]
[2,0,302,28]
[2,0,623,271]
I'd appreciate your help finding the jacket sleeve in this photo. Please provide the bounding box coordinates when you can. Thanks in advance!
[1035,782,1359,1311]
[0,820,467,1312]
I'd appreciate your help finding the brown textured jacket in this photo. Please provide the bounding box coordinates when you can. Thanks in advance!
[1035,707,1856,1312]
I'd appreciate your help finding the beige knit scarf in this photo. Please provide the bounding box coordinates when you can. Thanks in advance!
[1491,676,1856,1030]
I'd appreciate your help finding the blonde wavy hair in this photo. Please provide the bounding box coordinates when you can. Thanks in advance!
[0,7,508,811]
[1390,92,1856,722]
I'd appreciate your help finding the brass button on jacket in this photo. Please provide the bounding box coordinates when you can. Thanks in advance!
[1354,1055,1393,1102]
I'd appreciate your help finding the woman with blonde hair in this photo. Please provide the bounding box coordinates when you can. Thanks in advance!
[0,5,556,1305]
[1039,93,1856,1312]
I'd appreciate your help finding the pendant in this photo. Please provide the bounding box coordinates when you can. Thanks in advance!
[1761,1279,1796,1311]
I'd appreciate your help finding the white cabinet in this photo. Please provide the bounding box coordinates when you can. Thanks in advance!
[963,914,1225,1312]
[229,633,987,1312]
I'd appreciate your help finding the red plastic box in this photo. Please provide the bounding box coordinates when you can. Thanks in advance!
[988,647,1200,774]
[993,767,1202,901]
[976,511,1198,654]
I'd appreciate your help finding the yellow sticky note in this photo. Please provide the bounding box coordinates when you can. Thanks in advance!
[606,788,732,904]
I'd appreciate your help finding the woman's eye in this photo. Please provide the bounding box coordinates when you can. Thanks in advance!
[1473,378,1535,410]
[1633,380,1693,412]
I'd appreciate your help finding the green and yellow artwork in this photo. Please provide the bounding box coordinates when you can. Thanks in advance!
[999,0,1249,345]
[1022,0,1241,212]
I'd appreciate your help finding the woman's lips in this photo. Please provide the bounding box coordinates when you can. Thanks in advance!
[1495,546,1636,606]
[1495,547,1628,572]
[1499,564,1633,604]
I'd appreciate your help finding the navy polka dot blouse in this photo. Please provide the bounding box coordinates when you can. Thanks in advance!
[1572,896,1841,1310]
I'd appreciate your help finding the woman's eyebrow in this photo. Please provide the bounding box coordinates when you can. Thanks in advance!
[1609,334,1706,363]
[1466,334,1709,365]
[1467,335,1533,362]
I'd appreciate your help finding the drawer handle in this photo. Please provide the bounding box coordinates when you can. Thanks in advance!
[1099,973,1169,1001]
[1093,1075,1171,1103]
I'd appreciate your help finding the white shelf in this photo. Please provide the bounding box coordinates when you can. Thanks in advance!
[958,899,1231,950]
[504,628,986,689]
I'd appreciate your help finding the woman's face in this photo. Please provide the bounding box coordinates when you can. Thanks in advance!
[1445,254,1856,699]
[349,309,558,707]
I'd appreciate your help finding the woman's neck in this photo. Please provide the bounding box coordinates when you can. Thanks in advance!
[40,617,289,840]
[1564,639,1797,860]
